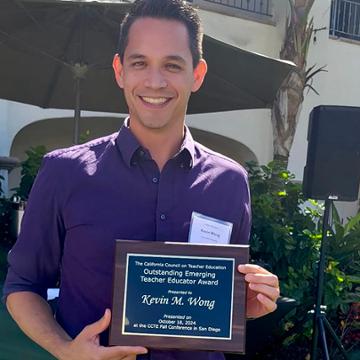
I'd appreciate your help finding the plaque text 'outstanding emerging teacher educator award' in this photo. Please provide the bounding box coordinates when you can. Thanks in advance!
[110,241,249,353]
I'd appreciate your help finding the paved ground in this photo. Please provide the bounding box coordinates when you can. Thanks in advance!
[0,302,55,360]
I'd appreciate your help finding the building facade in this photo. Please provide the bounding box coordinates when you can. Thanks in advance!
[0,0,359,218]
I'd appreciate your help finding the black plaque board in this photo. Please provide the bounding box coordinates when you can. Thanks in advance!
[109,240,249,353]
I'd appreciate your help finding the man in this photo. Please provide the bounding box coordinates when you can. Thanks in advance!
[3,1,280,359]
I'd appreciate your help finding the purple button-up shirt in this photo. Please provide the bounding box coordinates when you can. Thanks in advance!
[3,123,251,360]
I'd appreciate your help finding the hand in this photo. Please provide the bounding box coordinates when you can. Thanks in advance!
[238,264,280,319]
[60,309,148,360]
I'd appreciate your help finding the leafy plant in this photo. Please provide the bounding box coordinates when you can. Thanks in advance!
[12,145,47,200]
[79,129,91,144]
[248,161,321,304]
[247,161,360,357]
[325,209,360,312]
[326,210,360,356]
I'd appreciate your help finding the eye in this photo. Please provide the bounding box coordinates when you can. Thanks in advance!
[131,61,146,69]
[166,63,182,72]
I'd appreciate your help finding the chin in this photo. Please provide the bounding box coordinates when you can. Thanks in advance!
[139,118,171,130]
[143,123,169,131]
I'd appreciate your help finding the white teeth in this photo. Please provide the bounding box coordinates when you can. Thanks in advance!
[141,96,169,105]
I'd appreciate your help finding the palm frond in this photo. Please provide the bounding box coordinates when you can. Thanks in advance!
[304,83,320,95]
[305,64,328,83]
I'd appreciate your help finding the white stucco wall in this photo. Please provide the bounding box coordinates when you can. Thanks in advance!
[0,100,11,156]
[289,0,360,217]
[288,0,360,177]
[0,99,124,157]
[190,1,359,218]
[195,1,359,218]
[0,100,124,194]
[187,109,273,165]
[198,7,286,57]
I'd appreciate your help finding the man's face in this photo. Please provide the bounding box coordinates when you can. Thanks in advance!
[113,17,207,133]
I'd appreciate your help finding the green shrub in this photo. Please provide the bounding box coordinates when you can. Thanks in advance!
[248,161,360,356]
[325,210,360,356]
[12,145,47,200]
[248,161,321,304]
[326,210,360,312]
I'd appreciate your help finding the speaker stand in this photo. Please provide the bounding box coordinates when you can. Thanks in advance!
[310,199,349,360]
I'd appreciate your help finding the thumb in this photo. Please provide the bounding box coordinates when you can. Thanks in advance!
[81,309,111,338]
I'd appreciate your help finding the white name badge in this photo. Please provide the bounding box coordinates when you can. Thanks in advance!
[188,212,233,245]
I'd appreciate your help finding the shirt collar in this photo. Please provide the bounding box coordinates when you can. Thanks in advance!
[116,118,195,169]
[116,118,141,168]
[177,125,195,169]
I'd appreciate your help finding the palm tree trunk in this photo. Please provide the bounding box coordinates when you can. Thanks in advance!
[271,0,315,165]
[272,69,306,165]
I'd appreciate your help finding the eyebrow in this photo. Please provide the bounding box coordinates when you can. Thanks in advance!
[126,54,146,61]
[126,53,186,64]
[164,55,186,64]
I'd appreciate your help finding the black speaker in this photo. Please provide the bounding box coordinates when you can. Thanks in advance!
[303,105,360,201]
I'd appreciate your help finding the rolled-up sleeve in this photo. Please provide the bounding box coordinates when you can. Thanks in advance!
[2,155,65,302]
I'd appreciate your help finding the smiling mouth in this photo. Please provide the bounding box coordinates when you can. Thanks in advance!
[139,96,172,106]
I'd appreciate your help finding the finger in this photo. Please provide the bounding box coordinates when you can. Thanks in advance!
[249,283,280,301]
[244,273,279,288]
[238,264,271,275]
[99,345,148,358]
[256,293,278,313]
[81,309,111,338]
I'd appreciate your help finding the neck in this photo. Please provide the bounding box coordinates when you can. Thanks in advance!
[129,119,185,172]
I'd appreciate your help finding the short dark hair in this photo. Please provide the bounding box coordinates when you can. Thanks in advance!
[117,0,203,67]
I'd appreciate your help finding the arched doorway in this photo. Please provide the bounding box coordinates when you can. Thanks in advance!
[9,116,124,190]
[190,127,257,166]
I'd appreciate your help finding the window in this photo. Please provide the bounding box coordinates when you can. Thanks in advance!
[330,0,360,41]
[203,0,271,17]
[190,0,273,20]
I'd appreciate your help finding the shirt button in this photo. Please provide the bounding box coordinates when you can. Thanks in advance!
[160,214,166,220]
[152,177,158,184]
[139,150,145,157]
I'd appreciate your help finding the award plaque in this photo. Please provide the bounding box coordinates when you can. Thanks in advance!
[109,240,249,353]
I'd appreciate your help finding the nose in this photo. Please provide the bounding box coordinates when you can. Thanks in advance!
[144,68,167,89]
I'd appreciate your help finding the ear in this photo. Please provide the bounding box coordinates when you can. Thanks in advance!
[191,59,207,93]
[112,54,124,89]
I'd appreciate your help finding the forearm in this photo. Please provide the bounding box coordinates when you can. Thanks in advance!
[6,291,71,359]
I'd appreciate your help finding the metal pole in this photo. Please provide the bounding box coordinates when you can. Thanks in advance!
[318,315,330,360]
[323,317,349,359]
[74,77,81,145]
[311,199,332,360]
